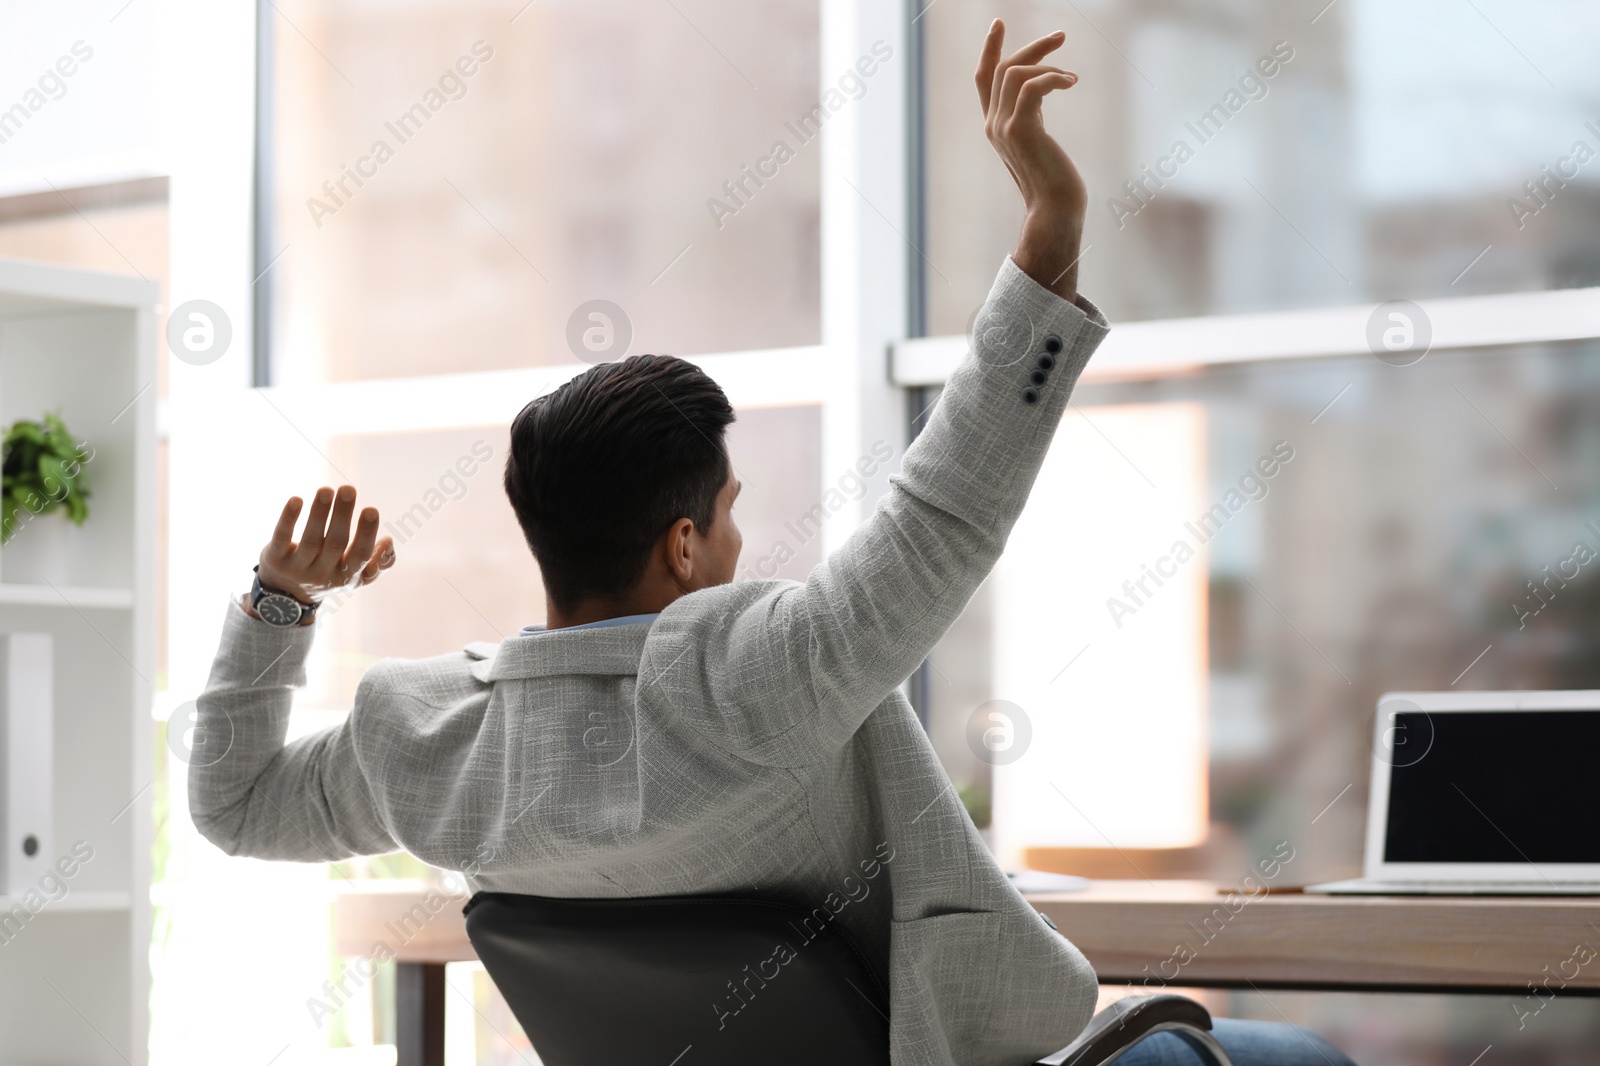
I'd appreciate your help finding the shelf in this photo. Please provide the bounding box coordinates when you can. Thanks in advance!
[0,256,153,1063]
[0,256,159,315]
[0,584,133,609]
[0,890,131,912]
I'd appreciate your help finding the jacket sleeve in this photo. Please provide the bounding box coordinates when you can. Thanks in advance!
[659,256,1110,765]
[187,599,399,861]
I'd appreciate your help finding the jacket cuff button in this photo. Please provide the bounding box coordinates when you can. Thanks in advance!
[1044,334,1063,354]
[1022,386,1040,404]
[1036,352,1056,371]
[1029,368,1048,387]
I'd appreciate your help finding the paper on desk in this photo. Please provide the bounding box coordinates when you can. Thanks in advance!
[1007,869,1090,894]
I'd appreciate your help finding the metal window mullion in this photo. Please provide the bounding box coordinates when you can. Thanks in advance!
[818,0,913,558]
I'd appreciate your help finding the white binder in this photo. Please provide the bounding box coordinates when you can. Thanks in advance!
[0,633,53,895]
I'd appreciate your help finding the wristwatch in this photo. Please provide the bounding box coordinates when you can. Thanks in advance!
[249,564,319,627]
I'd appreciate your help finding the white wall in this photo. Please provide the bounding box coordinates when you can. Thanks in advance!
[0,0,162,196]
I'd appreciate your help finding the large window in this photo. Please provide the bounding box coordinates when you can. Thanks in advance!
[262,0,822,383]
[904,3,1600,1057]
[922,0,1600,329]
[913,0,1600,883]
[926,336,1600,883]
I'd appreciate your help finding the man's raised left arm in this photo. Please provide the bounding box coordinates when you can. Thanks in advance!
[188,486,400,860]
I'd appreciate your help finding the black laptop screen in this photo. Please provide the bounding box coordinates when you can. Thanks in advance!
[1382,709,1600,864]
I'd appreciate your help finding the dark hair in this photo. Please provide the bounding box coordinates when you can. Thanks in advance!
[503,354,735,612]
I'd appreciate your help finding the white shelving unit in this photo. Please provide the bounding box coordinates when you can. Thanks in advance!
[0,257,156,1066]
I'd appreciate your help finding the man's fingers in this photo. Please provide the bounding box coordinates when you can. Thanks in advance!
[265,496,303,559]
[974,19,1006,114]
[996,65,1074,123]
[344,506,381,580]
[360,536,396,584]
[1003,29,1065,69]
[1011,70,1078,123]
[988,30,1064,119]
[321,485,358,561]
[297,486,335,556]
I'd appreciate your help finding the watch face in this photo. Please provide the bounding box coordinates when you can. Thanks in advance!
[257,592,303,627]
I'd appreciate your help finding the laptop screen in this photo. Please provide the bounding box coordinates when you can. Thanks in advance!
[1383,709,1600,864]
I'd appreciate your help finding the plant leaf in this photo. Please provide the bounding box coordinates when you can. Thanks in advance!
[40,455,73,498]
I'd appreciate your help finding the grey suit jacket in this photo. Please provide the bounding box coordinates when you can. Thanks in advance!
[192,255,1110,1065]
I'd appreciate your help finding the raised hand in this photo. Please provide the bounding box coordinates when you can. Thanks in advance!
[976,20,1086,301]
[251,485,396,615]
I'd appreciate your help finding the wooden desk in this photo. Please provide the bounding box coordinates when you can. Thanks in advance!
[1032,880,1600,995]
[335,881,1600,1065]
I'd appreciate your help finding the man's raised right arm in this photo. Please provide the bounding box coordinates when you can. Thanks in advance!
[668,23,1109,764]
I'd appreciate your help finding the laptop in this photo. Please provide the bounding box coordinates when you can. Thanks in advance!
[1306,690,1600,895]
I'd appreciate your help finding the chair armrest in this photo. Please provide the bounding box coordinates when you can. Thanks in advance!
[1034,994,1229,1066]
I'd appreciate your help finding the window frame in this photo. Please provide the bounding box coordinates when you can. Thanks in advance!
[893,282,1600,387]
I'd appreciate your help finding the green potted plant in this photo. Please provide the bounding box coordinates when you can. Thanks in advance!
[1,411,91,545]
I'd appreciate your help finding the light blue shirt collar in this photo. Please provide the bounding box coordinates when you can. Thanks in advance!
[518,612,660,637]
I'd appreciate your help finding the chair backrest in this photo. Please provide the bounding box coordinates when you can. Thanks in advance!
[463,891,892,1066]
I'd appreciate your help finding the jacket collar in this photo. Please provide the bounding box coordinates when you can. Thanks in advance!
[466,620,654,682]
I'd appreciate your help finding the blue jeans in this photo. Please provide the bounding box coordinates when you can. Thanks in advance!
[1115,1018,1357,1065]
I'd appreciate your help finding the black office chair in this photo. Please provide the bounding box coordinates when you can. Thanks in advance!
[464,891,1234,1066]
